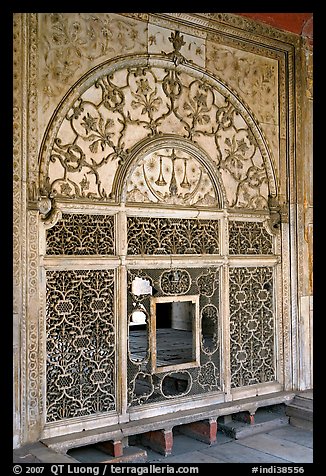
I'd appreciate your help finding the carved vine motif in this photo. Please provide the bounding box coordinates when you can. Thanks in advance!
[127,267,220,406]
[46,213,115,255]
[127,217,219,255]
[196,269,219,297]
[206,43,278,125]
[126,148,218,206]
[129,372,154,406]
[229,267,274,388]
[46,269,116,422]
[40,13,147,111]
[44,55,270,209]
[228,221,273,254]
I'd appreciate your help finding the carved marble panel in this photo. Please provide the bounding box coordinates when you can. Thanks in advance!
[11,10,313,452]
[42,53,272,209]
[127,217,219,255]
[46,213,115,255]
[206,41,279,176]
[126,147,218,206]
[206,42,278,126]
[127,267,221,406]
[229,267,275,388]
[148,23,206,67]
[229,221,273,255]
[46,269,116,422]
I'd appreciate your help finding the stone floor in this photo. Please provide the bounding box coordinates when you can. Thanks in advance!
[142,426,313,463]
[13,424,313,464]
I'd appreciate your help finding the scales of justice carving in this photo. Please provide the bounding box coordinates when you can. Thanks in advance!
[126,148,217,206]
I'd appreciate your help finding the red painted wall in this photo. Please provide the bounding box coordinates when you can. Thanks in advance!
[235,13,313,38]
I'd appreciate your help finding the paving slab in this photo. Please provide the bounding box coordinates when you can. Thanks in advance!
[162,450,225,463]
[135,432,232,462]
[141,434,210,462]
[68,445,147,463]
[201,441,290,463]
[267,426,313,448]
[13,442,77,464]
[14,422,313,464]
[238,433,313,463]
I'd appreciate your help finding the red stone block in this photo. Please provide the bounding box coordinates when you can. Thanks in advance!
[179,418,217,444]
[97,440,123,457]
[233,411,255,425]
[142,429,173,456]
[248,414,255,425]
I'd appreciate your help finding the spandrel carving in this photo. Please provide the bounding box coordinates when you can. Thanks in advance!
[39,13,147,113]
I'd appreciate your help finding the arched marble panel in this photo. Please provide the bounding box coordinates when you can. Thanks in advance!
[38,52,277,209]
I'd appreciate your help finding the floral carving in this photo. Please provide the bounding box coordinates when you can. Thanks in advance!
[206,43,278,125]
[39,13,147,111]
[229,267,274,388]
[206,42,279,177]
[197,361,220,390]
[46,213,115,255]
[127,266,221,405]
[46,269,116,421]
[229,221,273,254]
[160,269,191,295]
[127,217,219,255]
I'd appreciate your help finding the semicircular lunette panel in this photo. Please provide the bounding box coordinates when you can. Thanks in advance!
[125,147,218,207]
[40,55,274,209]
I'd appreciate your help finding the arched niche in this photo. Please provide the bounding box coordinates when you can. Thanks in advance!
[38,54,277,210]
[115,135,226,208]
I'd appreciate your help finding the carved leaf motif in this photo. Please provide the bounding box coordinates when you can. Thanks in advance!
[236,138,250,154]
[89,141,99,153]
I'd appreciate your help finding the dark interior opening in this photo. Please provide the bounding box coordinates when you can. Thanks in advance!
[155,300,195,367]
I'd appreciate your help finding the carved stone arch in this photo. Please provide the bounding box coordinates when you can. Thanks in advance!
[38,53,277,210]
[113,134,227,207]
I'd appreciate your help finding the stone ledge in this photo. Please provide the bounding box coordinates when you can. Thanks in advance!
[41,391,295,453]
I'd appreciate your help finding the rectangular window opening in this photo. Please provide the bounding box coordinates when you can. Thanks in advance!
[151,295,200,373]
